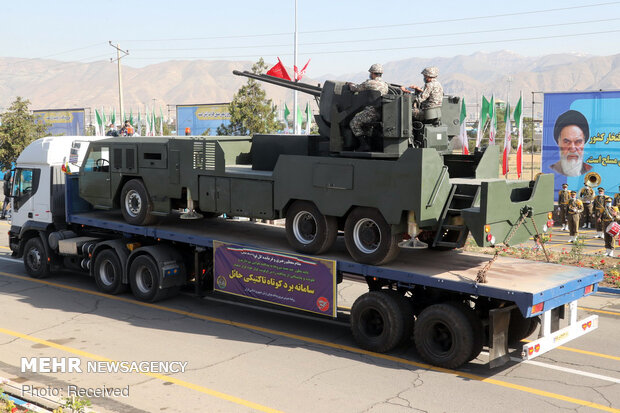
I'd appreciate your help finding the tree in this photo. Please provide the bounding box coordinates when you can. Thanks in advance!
[0,97,47,168]
[217,58,279,136]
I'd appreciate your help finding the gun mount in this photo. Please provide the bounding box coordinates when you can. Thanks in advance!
[233,70,461,157]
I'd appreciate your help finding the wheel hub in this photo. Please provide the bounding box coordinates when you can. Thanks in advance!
[99,259,116,286]
[354,218,381,254]
[136,265,154,294]
[292,211,317,244]
[27,248,41,271]
[125,190,142,217]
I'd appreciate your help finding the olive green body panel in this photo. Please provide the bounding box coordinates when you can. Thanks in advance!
[272,147,451,227]
[461,173,554,247]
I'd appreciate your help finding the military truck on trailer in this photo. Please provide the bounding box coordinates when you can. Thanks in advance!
[77,71,553,266]
[6,136,602,370]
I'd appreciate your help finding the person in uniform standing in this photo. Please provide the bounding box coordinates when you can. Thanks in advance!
[593,187,606,238]
[348,63,389,151]
[601,196,620,257]
[614,185,620,207]
[558,183,570,231]
[401,66,443,121]
[579,183,595,228]
[567,190,583,243]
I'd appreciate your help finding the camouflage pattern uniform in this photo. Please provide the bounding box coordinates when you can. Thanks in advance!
[578,185,595,228]
[412,67,444,120]
[349,77,389,137]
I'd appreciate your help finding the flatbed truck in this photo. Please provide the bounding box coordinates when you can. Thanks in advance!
[6,136,602,369]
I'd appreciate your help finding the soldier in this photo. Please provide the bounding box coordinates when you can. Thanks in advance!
[593,187,606,238]
[567,190,584,243]
[614,185,620,207]
[348,63,389,151]
[401,66,443,121]
[558,183,570,231]
[579,183,595,228]
[601,196,620,257]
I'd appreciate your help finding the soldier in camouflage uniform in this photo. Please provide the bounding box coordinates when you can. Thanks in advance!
[401,66,443,121]
[348,63,389,151]
[614,185,620,207]
[578,184,595,228]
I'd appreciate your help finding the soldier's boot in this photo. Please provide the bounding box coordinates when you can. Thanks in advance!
[357,136,371,152]
[568,236,575,243]
[588,222,592,228]
[610,249,615,257]
[582,222,587,228]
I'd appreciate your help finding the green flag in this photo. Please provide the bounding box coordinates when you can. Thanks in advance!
[284,103,290,125]
[129,109,134,126]
[95,109,103,136]
[110,109,116,126]
[296,106,303,130]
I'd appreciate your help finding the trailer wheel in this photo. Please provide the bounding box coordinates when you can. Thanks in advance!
[129,255,168,302]
[23,237,50,279]
[414,302,478,368]
[93,249,126,295]
[386,291,415,346]
[285,201,337,255]
[344,207,399,265]
[459,303,484,361]
[121,179,157,226]
[350,291,407,353]
[508,310,540,345]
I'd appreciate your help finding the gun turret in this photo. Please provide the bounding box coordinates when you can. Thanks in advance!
[233,71,322,97]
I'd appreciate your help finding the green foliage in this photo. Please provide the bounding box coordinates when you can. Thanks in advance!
[60,395,92,413]
[201,128,212,136]
[0,97,48,169]
[217,58,279,136]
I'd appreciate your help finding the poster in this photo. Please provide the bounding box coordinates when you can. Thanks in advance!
[541,91,620,200]
[213,241,337,317]
[176,103,231,136]
[34,109,85,136]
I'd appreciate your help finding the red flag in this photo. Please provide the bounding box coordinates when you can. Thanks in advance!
[266,57,291,81]
[294,59,311,81]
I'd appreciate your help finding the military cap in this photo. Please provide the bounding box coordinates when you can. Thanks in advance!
[421,66,439,78]
[598,187,605,192]
[368,63,383,74]
[553,110,589,143]
[570,190,577,195]
[562,183,568,187]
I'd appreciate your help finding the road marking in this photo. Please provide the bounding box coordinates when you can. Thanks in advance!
[0,255,20,262]
[579,306,620,316]
[0,246,13,250]
[0,327,284,413]
[0,271,618,412]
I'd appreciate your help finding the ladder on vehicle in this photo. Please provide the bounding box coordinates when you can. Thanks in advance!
[432,183,480,249]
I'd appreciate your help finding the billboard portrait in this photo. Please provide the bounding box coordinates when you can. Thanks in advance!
[541,91,620,199]
[34,109,85,136]
[176,103,231,136]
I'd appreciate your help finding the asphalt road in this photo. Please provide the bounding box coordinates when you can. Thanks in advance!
[0,219,619,413]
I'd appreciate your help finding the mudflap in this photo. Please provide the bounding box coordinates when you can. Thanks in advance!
[489,305,513,368]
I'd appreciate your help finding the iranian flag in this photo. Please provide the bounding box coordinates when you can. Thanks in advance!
[137,111,142,136]
[151,108,156,136]
[488,95,496,145]
[305,102,312,135]
[459,98,469,154]
[502,102,511,176]
[95,109,103,136]
[159,107,164,135]
[144,107,151,136]
[514,92,524,178]
[296,105,303,134]
[283,102,290,132]
[475,96,490,148]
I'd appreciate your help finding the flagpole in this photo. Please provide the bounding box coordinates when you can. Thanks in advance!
[293,0,299,135]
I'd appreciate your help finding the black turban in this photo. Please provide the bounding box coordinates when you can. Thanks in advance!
[553,110,589,143]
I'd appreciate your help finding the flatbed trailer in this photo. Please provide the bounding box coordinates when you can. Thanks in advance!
[7,139,603,369]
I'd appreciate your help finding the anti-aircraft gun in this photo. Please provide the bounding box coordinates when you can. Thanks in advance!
[233,70,462,156]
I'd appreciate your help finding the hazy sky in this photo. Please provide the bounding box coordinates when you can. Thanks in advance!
[1,0,619,76]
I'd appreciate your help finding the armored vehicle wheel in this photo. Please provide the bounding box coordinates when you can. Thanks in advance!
[350,291,408,353]
[414,302,480,368]
[93,249,126,295]
[23,237,50,279]
[129,255,169,302]
[121,179,157,226]
[285,201,337,255]
[344,207,399,265]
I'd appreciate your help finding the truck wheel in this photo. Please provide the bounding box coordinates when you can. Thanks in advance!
[344,207,399,265]
[121,179,157,226]
[414,302,477,368]
[350,291,407,353]
[285,201,337,254]
[459,303,484,361]
[386,290,415,346]
[129,255,168,302]
[23,237,50,279]
[93,249,126,295]
[508,310,540,345]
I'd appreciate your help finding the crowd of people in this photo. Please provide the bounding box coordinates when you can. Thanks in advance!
[106,120,138,137]
[557,183,620,256]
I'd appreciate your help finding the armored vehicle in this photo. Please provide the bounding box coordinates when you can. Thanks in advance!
[78,72,553,266]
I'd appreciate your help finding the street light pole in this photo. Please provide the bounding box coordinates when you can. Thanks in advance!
[109,42,129,124]
[293,0,299,135]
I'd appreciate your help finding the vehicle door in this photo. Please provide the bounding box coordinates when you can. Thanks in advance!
[80,144,111,201]
[10,168,41,226]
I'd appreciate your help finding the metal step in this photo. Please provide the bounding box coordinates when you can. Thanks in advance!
[441,224,466,231]
[453,193,475,199]
[434,241,460,247]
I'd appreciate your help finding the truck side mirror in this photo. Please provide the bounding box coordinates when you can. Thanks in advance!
[3,172,12,198]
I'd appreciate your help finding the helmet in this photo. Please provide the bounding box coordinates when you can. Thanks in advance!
[368,63,383,74]
[421,66,439,78]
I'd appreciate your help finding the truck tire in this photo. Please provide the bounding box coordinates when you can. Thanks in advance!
[129,255,168,302]
[93,249,126,295]
[344,207,399,265]
[285,201,337,255]
[459,303,484,362]
[386,290,415,346]
[23,237,50,279]
[121,179,157,226]
[508,310,540,345]
[413,302,477,368]
[350,291,407,353]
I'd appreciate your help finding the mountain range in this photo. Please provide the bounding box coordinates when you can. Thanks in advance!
[1,51,619,118]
